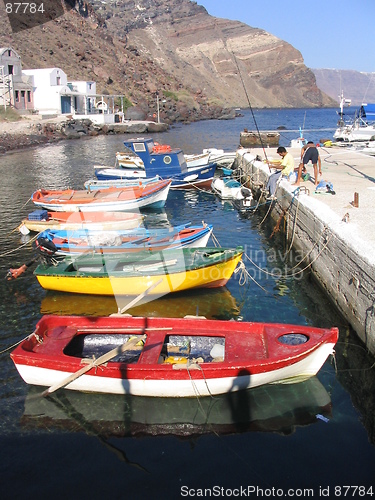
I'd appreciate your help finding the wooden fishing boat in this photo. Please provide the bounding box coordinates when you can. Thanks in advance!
[10,314,338,397]
[94,137,216,190]
[18,210,144,234]
[33,246,244,296]
[36,223,213,256]
[211,178,256,211]
[240,130,280,147]
[31,178,171,212]
[83,175,161,191]
[21,377,332,437]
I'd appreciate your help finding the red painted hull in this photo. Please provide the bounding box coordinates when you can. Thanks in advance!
[11,315,339,397]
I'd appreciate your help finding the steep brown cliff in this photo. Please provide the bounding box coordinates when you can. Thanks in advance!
[0,0,336,123]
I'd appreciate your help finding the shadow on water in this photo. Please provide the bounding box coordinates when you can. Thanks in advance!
[20,376,332,457]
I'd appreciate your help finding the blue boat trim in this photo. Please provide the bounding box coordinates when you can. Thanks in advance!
[95,137,216,188]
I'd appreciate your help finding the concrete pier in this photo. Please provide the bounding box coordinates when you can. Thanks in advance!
[236,145,375,356]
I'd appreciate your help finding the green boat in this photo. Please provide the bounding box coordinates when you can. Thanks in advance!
[34,246,244,296]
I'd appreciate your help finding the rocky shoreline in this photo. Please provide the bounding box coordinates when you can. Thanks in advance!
[0,117,170,154]
[0,105,238,154]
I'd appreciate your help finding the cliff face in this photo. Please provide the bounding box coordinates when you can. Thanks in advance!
[0,0,336,122]
[313,69,375,106]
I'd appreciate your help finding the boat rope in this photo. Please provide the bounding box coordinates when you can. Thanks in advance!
[210,231,221,248]
[234,260,268,293]
[20,197,32,210]
[242,229,333,279]
[0,231,39,258]
[174,361,217,401]
[284,195,300,256]
[0,331,35,355]
[231,53,269,163]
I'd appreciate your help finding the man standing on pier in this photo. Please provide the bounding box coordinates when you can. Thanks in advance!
[293,141,322,186]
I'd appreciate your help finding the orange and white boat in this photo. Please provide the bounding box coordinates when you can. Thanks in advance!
[31,179,171,212]
[19,210,143,234]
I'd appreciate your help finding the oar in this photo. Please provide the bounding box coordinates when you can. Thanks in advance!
[41,279,163,397]
[116,278,163,314]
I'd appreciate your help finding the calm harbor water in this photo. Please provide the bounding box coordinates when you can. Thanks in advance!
[0,109,374,498]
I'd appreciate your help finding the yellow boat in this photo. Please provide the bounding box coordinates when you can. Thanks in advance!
[34,246,243,296]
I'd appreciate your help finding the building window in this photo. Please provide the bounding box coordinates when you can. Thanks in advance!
[27,91,31,103]
[15,91,19,102]
[8,65,13,75]
[56,76,61,85]
[8,50,11,57]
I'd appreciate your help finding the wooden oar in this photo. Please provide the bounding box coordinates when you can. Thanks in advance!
[116,278,163,314]
[41,279,163,397]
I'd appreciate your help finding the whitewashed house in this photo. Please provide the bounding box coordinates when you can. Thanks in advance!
[23,67,120,122]
[22,68,96,116]
[0,47,34,111]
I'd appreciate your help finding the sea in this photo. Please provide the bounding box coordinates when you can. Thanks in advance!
[0,108,374,499]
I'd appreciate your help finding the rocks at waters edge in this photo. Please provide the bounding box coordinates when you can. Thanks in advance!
[0,118,169,154]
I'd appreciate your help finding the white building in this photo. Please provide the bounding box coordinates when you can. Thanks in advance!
[23,67,125,123]
[22,68,97,116]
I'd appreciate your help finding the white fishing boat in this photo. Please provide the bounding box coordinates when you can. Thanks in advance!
[185,148,236,168]
[211,177,255,211]
[333,92,375,142]
[31,179,171,212]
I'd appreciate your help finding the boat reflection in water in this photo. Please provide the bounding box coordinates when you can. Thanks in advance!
[40,287,240,320]
[21,377,331,441]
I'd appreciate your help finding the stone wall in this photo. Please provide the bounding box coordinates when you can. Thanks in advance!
[238,151,375,356]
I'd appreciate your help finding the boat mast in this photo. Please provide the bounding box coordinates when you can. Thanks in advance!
[338,91,351,125]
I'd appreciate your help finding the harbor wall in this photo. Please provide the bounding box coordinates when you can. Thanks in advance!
[238,151,375,356]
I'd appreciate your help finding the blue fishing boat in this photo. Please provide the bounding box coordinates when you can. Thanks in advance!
[94,137,217,189]
[35,223,213,256]
[84,176,161,191]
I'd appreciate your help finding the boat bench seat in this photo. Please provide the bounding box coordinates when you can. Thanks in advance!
[34,327,76,355]
[138,331,166,364]
[225,331,267,362]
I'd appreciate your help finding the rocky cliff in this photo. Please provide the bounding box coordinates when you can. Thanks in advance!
[0,0,336,123]
[313,69,375,106]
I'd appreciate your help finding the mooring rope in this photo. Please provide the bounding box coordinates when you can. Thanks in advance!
[0,232,39,258]
[242,229,333,280]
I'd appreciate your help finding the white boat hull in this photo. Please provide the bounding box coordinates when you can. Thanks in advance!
[334,124,375,142]
[32,185,170,212]
[14,342,335,397]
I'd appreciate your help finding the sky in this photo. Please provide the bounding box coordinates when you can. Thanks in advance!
[197,0,375,73]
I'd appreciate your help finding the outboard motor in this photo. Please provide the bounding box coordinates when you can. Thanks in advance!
[35,237,58,264]
[240,187,252,199]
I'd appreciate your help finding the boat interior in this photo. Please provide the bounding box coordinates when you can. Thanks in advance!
[63,333,226,365]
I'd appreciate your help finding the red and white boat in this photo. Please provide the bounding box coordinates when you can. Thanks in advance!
[11,315,338,398]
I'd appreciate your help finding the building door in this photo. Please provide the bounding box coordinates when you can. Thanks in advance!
[20,91,26,109]
[61,96,71,114]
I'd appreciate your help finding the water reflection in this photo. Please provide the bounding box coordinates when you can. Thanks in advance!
[21,377,332,443]
[40,287,240,320]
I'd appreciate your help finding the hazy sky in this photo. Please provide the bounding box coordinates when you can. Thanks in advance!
[197,0,375,73]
